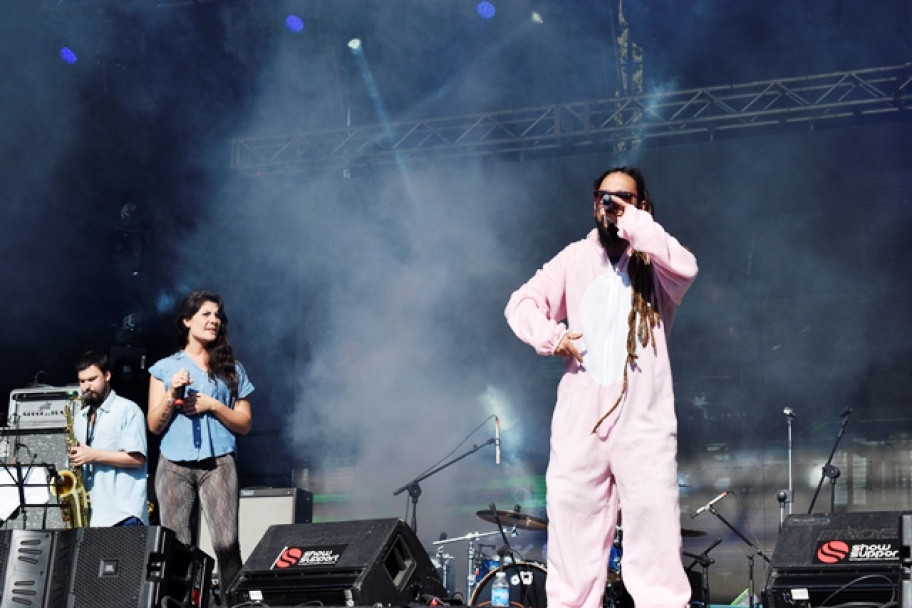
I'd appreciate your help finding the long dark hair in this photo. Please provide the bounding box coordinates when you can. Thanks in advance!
[175,290,239,396]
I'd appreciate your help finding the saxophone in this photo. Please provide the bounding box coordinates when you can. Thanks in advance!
[49,395,91,528]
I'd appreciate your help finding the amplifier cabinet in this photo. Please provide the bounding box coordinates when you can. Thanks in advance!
[197,486,313,564]
[6,386,74,430]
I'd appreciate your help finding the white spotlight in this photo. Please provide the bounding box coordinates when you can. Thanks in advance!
[530,12,544,24]
[347,38,362,51]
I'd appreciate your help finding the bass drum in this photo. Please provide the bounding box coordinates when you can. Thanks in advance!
[470,561,547,608]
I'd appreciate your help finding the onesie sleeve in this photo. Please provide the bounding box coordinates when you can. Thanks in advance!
[617,207,698,305]
[505,246,573,356]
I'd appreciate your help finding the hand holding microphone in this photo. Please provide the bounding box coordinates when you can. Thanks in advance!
[595,190,635,226]
[172,368,190,407]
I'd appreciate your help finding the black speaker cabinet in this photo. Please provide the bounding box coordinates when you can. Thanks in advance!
[228,518,447,606]
[762,511,901,607]
[901,512,912,608]
[0,526,212,608]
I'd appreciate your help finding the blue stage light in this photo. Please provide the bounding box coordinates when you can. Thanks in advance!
[59,46,78,64]
[285,14,305,33]
[476,1,496,20]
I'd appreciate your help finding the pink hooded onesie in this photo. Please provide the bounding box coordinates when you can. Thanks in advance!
[505,205,698,608]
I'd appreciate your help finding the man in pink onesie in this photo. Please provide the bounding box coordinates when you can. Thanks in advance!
[505,166,698,608]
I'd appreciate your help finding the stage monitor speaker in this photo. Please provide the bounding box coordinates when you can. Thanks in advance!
[228,517,447,607]
[198,486,313,565]
[762,511,901,607]
[0,427,70,530]
[901,512,912,608]
[0,526,213,608]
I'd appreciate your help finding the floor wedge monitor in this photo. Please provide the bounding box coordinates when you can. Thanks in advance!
[762,511,901,607]
[228,518,447,606]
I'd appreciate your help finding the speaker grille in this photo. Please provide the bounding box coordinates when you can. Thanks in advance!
[67,526,213,608]
[70,527,152,606]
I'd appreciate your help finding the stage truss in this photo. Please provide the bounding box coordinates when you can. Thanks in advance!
[231,64,912,175]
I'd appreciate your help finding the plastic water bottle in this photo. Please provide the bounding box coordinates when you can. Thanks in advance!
[491,571,510,607]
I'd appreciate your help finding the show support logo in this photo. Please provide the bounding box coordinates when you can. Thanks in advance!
[814,540,899,564]
[816,541,849,564]
[272,544,348,569]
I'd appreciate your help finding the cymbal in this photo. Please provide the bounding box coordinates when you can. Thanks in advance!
[681,528,707,538]
[476,509,548,531]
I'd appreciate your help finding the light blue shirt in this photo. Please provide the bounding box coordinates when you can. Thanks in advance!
[149,351,254,462]
[73,390,149,527]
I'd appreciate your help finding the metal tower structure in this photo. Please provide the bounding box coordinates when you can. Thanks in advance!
[231,63,912,176]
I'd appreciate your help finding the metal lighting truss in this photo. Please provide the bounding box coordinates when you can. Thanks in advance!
[231,63,912,175]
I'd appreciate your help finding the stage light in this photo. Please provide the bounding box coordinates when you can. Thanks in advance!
[59,46,78,64]
[285,14,304,33]
[476,1,496,20]
[348,38,362,52]
[530,12,544,24]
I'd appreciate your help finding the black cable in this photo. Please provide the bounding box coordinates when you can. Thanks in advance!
[818,572,897,607]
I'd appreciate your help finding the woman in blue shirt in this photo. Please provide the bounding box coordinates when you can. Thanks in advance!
[147,290,254,600]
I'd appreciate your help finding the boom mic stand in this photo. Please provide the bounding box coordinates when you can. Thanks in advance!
[807,408,852,514]
[699,501,770,608]
[393,438,495,533]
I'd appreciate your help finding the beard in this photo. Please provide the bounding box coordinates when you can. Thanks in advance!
[82,386,109,407]
[595,216,623,251]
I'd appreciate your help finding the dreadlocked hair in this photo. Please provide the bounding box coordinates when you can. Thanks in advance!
[591,166,662,433]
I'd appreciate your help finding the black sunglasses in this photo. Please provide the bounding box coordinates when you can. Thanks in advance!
[594,190,638,204]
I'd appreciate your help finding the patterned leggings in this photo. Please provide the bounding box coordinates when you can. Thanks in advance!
[155,453,242,597]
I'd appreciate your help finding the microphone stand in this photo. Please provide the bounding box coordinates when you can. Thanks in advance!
[487,503,534,608]
[393,438,495,533]
[705,504,770,608]
[807,409,852,514]
[684,538,721,607]
[433,529,502,603]
[777,408,795,532]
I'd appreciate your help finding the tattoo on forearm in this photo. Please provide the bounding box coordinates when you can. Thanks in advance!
[156,408,172,432]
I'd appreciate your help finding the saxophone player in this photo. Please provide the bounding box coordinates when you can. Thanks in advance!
[70,350,148,526]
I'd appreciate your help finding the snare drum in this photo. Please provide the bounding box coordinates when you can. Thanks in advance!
[470,561,547,608]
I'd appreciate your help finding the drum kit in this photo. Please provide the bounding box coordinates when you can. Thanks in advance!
[432,507,549,608]
[432,507,710,607]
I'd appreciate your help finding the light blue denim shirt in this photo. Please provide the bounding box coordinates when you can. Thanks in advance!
[73,390,148,526]
[149,351,254,462]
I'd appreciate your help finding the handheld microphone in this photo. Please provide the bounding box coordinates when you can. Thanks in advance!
[690,491,730,519]
[495,416,501,465]
[173,368,189,406]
